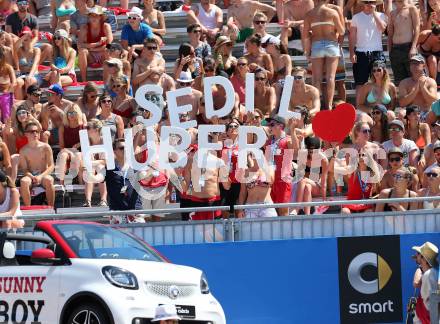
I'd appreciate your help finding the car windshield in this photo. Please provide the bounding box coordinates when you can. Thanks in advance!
[54,224,164,262]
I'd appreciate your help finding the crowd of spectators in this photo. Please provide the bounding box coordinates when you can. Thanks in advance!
[0,0,440,224]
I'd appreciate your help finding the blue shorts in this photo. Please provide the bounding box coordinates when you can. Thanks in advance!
[311,40,340,58]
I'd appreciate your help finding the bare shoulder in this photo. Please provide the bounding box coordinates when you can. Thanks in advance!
[409,190,418,197]
[306,84,319,95]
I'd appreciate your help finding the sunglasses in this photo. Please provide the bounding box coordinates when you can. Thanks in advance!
[128,16,139,20]
[107,63,117,68]
[268,122,279,127]
[237,62,247,67]
[394,173,411,180]
[254,20,266,25]
[255,77,266,81]
[86,125,99,130]
[112,84,123,89]
[54,36,63,41]
[359,153,366,158]
[227,124,239,129]
[25,129,38,134]
[16,111,28,116]
[426,172,439,178]
[17,1,28,5]
[101,99,112,104]
[115,146,125,151]
[293,75,304,80]
[67,111,77,116]
[389,156,402,162]
[389,127,402,132]
[372,110,382,115]
[146,46,157,50]
[253,114,262,119]
[192,29,202,33]
[361,129,371,134]
[31,92,42,97]
[88,94,97,98]
[179,82,191,86]
[372,68,383,73]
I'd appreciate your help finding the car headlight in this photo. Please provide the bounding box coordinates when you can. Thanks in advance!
[102,266,139,290]
[200,272,210,294]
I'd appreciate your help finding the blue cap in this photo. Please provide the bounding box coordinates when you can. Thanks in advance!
[47,84,64,96]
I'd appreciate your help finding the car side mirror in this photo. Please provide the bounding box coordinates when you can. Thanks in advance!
[31,248,60,265]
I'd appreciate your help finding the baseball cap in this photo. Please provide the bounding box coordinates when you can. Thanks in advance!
[19,26,32,38]
[128,6,143,19]
[47,84,64,96]
[389,119,404,130]
[373,104,387,115]
[387,147,404,157]
[410,54,426,64]
[264,115,286,126]
[433,140,440,151]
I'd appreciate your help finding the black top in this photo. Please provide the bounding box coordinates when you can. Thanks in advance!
[6,12,38,36]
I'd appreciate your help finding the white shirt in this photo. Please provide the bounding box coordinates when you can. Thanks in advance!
[414,267,439,324]
[351,11,388,52]
[382,138,418,166]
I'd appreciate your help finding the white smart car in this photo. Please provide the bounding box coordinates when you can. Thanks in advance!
[0,220,225,324]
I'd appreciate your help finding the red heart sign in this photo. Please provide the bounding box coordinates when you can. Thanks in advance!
[312,103,356,143]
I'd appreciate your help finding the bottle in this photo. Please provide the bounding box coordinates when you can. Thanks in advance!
[170,186,177,203]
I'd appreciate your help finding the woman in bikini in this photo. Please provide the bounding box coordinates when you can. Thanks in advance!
[57,104,84,185]
[418,166,440,209]
[264,37,291,84]
[244,34,273,80]
[418,24,440,78]
[376,166,419,212]
[236,153,277,218]
[51,0,76,32]
[253,69,276,117]
[13,27,41,100]
[142,0,166,44]
[356,60,397,113]
[111,76,138,126]
[77,82,100,120]
[44,29,77,87]
[78,6,113,82]
[0,46,15,123]
[303,0,344,110]
[293,136,329,215]
[342,151,379,214]
[404,105,431,151]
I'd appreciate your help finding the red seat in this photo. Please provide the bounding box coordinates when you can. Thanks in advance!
[20,205,53,211]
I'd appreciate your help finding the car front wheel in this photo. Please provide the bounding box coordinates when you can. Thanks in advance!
[67,304,109,324]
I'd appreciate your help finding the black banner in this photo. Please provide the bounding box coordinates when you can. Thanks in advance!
[338,235,402,324]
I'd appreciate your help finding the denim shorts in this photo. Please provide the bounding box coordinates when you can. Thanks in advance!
[311,40,340,58]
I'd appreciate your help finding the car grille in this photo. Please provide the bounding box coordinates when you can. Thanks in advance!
[145,282,197,298]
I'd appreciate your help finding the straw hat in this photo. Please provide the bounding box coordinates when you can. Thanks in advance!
[412,242,439,267]
[88,5,107,15]
[214,35,232,51]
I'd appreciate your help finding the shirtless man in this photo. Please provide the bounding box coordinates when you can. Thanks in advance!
[175,71,203,121]
[226,0,276,43]
[187,0,223,43]
[131,38,166,90]
[388,0,420,85]
[40,84,71,146]
[280,0,314,51]
[279,67,320,118]
[18,122,55,206]
[399,55,438,121]
[179,148,230,220]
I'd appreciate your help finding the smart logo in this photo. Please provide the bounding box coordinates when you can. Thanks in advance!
[338,236,402,324]
[347,252,392,294]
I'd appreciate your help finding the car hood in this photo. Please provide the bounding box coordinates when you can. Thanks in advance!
[70,258,202,285]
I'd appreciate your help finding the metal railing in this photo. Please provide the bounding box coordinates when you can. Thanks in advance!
[13,196,440,244]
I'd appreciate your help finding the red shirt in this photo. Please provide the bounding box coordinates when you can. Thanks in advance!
[347,172,373,200]
[265,135,291,182]
[230,74,245,104]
